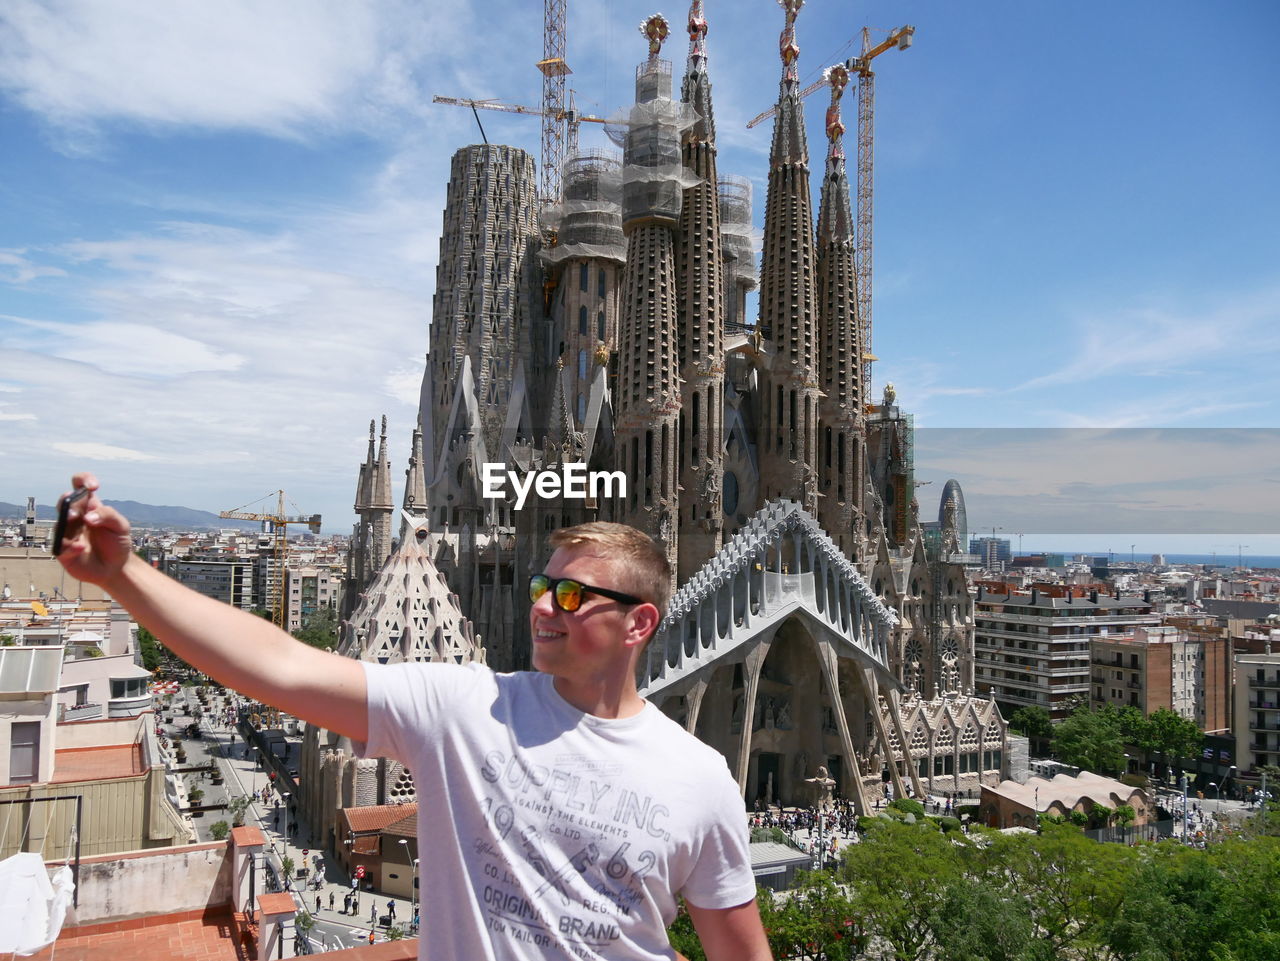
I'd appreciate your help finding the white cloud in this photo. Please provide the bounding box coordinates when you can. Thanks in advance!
[1014,288,1280,392]
[0,249,66,284]
[0,0,472,143]
[51,441,157,461]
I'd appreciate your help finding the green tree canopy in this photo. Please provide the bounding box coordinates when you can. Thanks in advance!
[927,880,1051,961]
[1007,705,1053,742]
[292,605,339,650]
[839,819,966,960]
[1054,705,1126,774]
[1147,707,1203,763]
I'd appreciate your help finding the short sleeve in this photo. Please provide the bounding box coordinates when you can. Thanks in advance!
[353,661,485,764]
[678,771,758,910]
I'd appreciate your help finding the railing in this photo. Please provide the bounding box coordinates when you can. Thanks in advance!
[60,702,104,722]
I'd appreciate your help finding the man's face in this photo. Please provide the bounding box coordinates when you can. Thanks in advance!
[529,546,638,684]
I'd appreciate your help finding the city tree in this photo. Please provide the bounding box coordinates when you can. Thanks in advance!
[927,880,1051,961]
[292,606,340,650]
[1053,705,1126,774]
[989,823,1131,958]
[838,819,966,960]
[1007,706,1053,754]
[1146,708,1203,766]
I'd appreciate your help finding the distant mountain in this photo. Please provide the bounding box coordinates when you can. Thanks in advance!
[0,499,260,531]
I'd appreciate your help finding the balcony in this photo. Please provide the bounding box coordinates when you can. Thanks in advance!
[108,693,153,718]
[59,702,104,722]
[1250,677,1280,689]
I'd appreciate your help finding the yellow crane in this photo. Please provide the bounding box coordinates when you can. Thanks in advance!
[219,491,321,630]
[747,24,914,388]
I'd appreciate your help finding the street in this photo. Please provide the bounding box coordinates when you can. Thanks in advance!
[156,684,419,954]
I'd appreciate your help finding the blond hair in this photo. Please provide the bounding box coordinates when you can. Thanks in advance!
[548,522,672,619]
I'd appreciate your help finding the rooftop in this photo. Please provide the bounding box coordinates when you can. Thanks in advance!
[52,743,146,782]
[25,906,251,961]
[342,803,417,834]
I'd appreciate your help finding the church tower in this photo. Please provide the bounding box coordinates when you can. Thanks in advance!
[757,0,821,510]
[815,65,865,560]
[675,0,726,581]
[343,416,394,620]
[615,15,685,574]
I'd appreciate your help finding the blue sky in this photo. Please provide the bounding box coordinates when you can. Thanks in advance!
[1,0,1277,555]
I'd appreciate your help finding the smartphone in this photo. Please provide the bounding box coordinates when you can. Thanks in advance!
[52,487,91,556]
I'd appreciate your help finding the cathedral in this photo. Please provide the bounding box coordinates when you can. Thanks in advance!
[300,1,1005,840]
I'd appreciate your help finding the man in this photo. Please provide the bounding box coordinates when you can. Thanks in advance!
[57,474,771,961]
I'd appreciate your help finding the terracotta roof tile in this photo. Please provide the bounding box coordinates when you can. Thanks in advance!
[341,803,417,834]
[52,743,146,782]
[382,811,417,837]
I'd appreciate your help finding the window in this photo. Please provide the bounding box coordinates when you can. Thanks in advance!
[579,306,588,335]
[579,263,588,291]
[10,722,39,783]
[597,311,605,342]
[598,268,606,298]
[111,677,147,699]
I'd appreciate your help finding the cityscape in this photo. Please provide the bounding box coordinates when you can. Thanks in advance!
[2,0,1278,959]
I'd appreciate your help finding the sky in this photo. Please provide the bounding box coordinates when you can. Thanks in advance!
[1,0,1277,556]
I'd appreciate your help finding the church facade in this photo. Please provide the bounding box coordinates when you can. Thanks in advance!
[302,2,1005,843]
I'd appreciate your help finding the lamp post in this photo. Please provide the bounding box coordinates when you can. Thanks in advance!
[1181,775,1189,844]
[1223,765,1237,800]
[397,838,415,910]
[1209,782,1218,801]
[281,792,291,841]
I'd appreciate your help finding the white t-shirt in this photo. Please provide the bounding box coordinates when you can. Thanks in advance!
[356,661,756,960]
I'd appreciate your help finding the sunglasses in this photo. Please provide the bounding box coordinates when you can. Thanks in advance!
[528,574,644,613]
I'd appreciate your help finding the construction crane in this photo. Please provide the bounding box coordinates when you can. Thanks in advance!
[431,92,611,173]
[747,24,914,389]
[219,491,321,631]
[433,0,586,204]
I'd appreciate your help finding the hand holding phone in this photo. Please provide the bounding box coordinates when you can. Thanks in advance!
[52,487,91,556]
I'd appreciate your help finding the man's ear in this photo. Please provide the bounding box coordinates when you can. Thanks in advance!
[624,602,661,649]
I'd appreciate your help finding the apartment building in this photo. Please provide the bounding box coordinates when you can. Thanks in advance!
[974,585,1158,721]
[166,557,255,610]
[284,565,339,633]
[1090,625,1232,733]
[1234,653,1280,776]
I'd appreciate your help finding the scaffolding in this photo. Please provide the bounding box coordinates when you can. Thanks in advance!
[616,60,699,227]
[718,175,757,293]
[539,149,625,266]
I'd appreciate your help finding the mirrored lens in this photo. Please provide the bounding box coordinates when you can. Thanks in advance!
[529,574,550,604]
[554,579,584,612]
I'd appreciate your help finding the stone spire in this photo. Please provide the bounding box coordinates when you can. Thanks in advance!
[345,418,392,618]
[676,0,726,580]
[616,14,683,576]
[816,64,864,559]
[681,0,715,144]
[758,0,820,508]
[401,426,428,540]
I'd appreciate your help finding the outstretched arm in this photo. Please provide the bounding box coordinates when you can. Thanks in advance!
[57,473,368,742]
[686,898,773,961]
